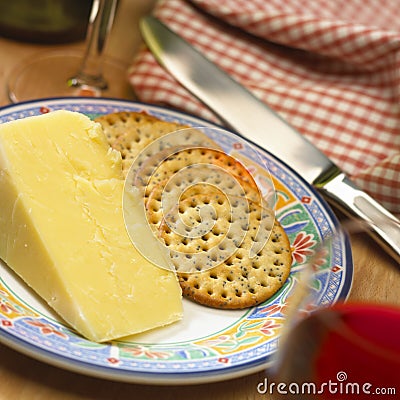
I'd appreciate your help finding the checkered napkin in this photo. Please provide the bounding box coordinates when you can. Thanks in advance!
[128,0,400,216]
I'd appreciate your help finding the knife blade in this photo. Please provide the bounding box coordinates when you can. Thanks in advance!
[140,15,400,263]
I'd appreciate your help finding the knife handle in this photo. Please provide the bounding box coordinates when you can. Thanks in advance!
[320,173,400,264]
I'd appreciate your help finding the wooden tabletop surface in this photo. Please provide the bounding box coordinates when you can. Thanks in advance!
[0,1,399,399]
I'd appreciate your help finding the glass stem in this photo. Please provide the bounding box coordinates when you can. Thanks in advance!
[69,0,118,90]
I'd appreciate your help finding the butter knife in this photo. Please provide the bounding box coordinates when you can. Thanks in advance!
[140,15,400,263]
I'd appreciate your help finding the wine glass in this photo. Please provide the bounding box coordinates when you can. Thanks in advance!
[267,220,400,400]
[7,0,129,102]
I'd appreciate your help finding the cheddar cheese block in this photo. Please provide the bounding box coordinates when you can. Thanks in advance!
[0,110,182,342]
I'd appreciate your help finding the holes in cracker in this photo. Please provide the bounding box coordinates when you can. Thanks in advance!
[142,149,266,273]
[123,127,276,274]
[157,192,275,273]
[127,128,222,189]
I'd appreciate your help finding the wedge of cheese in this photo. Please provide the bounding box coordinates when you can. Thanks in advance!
[0,110,182,342]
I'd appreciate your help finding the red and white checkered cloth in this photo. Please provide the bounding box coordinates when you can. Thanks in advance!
[128,0,400,216]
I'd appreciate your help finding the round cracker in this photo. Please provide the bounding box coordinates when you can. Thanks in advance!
[134,147,259,200]
[95,112,218,176]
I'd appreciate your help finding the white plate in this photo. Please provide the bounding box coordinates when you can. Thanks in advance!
[0,98,353,385]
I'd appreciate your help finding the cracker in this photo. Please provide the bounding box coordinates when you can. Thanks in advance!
[134,147,258,200]
[95,111,218,176]
[138,147,261,245]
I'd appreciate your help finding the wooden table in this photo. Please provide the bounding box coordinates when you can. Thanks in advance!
[0,1,399,399]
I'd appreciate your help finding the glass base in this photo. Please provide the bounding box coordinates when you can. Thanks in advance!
[8,50,133,103]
